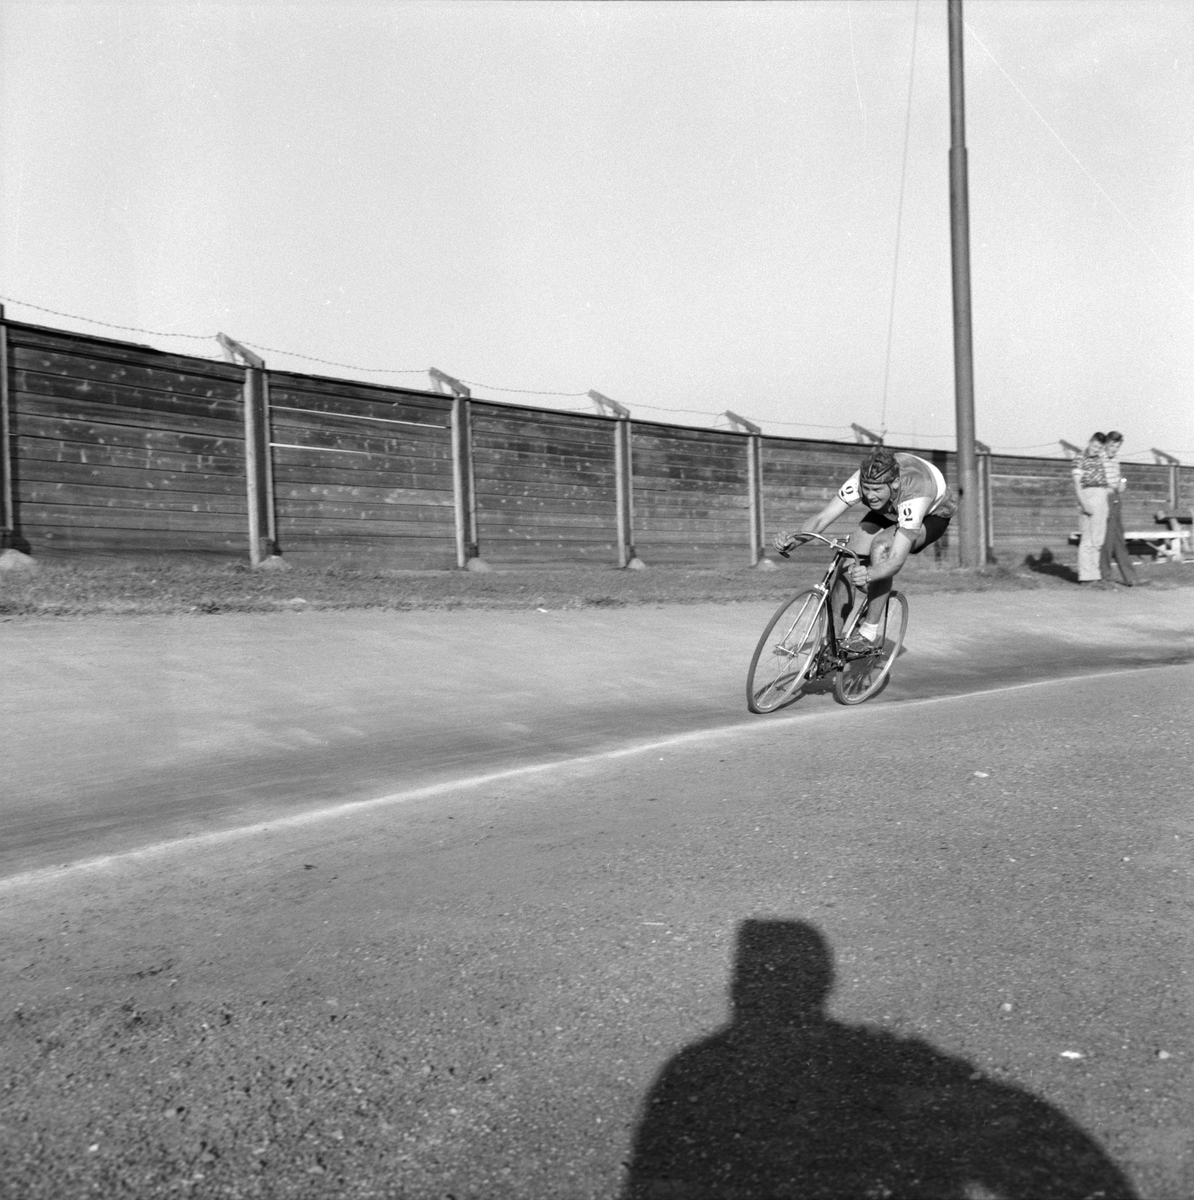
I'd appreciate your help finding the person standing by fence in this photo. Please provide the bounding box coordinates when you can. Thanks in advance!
[1072,433,1111,587]
[1099,431,1146,587]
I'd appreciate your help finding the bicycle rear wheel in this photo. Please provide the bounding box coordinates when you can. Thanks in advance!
[746,588,827,713]
[833,591,908,705]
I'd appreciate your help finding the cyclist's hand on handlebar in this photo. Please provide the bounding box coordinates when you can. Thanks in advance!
[773,530,811,557]
[847,563,870,588]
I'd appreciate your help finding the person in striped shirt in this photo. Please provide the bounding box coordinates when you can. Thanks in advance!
[1071,433,1110,585]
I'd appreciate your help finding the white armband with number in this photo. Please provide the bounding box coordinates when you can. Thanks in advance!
[897,496,930,530]
[838,471,862,506]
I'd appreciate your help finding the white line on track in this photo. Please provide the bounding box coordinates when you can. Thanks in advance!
[1,661,1182,892]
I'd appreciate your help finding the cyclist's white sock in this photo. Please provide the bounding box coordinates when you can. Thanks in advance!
[858,620,881,643]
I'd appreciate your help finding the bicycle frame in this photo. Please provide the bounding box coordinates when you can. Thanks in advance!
[778,532,863,677]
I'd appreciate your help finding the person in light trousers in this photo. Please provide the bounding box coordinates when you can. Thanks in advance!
[1072,432,1109,585]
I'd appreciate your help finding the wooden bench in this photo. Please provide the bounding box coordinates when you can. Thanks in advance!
[1124,529,1189,562]
[1069,528,1190,562]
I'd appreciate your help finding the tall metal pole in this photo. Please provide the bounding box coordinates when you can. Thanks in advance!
[949,0,982,566]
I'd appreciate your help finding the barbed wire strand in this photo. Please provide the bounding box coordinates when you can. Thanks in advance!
[0,295,1182,458]
[459,379,588,397]
[0,295,218,341]
[242,341,426,374]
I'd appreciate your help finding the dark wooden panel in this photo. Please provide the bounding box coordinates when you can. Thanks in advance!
[634,423,744,448]
[24,525,247,556]
[471,477,616,502]
[17,503,244,532]
[275,516,455,538]
[14,357,243,413]
[277,500,454,525]
[270,406,449,441]
[16,398,244,447]
[634,479,749,499]
[477,514,618,535]
[469,415,615,446]
[633,443,748,471]
[271,463,453,492]
[19,460,245,494]
[471,451,614,483]
[635,522,750,539]
[17,438,243,475]
[472,404,609,433]
[19,481,248,515]
[7,325,243,384]
[278,540,456,569]
[269,426,450,460]
[480,493,615,514]
[472,436,618,466]
[271,449,451,482]
[275,481,454,506]
[269,373,452,418]
[477,543,618,563]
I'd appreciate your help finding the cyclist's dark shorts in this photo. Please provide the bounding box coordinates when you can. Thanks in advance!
[859,511,951,553]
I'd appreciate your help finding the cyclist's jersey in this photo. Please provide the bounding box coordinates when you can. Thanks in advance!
[837,452,958,531]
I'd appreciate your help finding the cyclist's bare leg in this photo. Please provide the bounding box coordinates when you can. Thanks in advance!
[865,529,897,623]
[844,526,877,628]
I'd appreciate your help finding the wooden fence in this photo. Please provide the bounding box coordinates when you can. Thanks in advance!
[0,316,1187,569]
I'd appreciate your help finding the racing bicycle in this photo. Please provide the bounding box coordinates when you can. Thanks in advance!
[745,531,909,712]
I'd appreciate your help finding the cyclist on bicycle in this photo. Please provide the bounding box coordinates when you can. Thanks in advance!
[773,447,956,650]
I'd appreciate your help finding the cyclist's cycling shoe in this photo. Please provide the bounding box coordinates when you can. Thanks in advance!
[839,632,880,655]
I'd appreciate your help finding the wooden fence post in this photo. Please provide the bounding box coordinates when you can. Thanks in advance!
[0,306,12,552]
[1152,449,1181,509]
[975,439,993,564]
[725,411,764,565]
[218,333,282,568]
[0,305,32,567]
[432,369,485,570]
[590,391,641,568]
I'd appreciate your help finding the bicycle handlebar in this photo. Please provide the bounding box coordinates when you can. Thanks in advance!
[776,530,859,561]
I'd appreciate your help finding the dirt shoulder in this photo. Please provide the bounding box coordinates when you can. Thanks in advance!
[2,550,1192,618]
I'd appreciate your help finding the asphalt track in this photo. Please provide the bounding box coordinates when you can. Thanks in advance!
[2,588,1193,1198]
[4,587,1194,880]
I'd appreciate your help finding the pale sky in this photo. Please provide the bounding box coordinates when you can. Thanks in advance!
[1,0,1191,462]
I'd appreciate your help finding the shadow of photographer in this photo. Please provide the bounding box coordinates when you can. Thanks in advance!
[623,919,1135,1199]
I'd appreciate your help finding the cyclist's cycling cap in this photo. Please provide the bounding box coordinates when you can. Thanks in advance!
[859,447,900,486]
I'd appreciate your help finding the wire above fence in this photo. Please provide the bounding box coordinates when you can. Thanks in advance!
[0,294,1182,462]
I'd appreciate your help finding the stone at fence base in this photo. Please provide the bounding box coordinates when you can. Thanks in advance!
[625,557,647,571]
[254,554,291,571]
[754,557,777,571]
[466,557,492,573]
[0,548,37,572]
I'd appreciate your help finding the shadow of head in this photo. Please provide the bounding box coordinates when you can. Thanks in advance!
[732,918,832,1024]
[1023,547,1079,583]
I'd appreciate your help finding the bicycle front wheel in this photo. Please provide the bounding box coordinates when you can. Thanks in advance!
[833,591,909,706]
[746,588,828,713]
